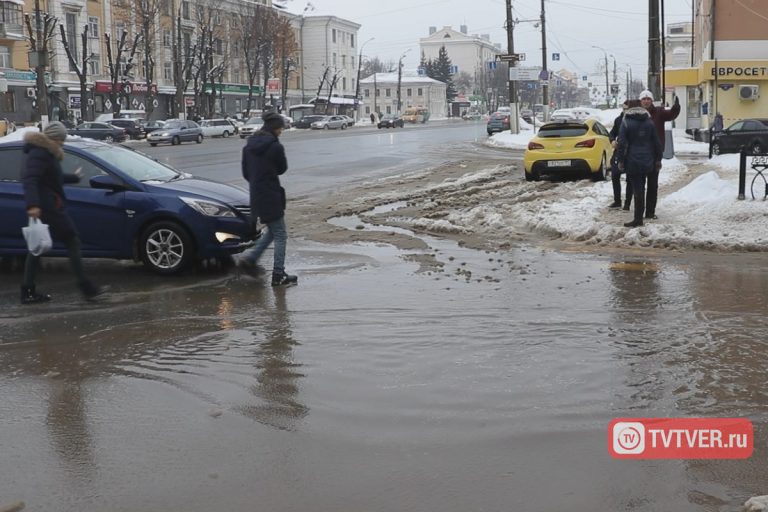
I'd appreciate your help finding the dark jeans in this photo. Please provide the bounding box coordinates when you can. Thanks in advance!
[611,166,633,205]
[645,168,660,217]
[627,173,647,223]
[23,235,90,290]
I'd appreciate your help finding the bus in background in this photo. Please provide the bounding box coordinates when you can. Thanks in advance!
[402,107,430,124]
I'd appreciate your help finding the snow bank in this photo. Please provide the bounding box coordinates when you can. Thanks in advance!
[0,126,39,143]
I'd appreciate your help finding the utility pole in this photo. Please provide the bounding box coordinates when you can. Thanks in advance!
[396,48,410,115]
[648,0,661,99]
[34,0,49,126]
[505,0,519,134]
[373,72,378,116]
[540,0,549,121]
[355,37,374,121]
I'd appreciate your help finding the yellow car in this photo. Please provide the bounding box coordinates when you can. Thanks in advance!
[523,118,613,182]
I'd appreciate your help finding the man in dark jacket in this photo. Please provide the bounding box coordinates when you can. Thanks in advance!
[639,89,680,219]
[236,112,298,286]
[615,103,664,228]
[20,122,105,304]
[608,100,632,210]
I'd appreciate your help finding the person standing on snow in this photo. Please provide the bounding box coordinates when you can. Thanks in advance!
[236,112,298,287]
[20,122,107,304]
[615,100,663,228]
[608,100,633,211]
[638,89,680,220]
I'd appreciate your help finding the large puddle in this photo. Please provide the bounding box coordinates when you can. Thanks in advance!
[1,220,768,511]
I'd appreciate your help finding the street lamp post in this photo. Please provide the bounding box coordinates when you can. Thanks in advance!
[355,37,374,121]
[593,45,610,109]
[396,48,411,115]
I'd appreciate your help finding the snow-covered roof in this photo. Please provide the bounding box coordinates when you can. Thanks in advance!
[360,72,444,85]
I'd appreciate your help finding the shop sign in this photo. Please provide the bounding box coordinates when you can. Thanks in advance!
[0,70,51,84]
[69,95,81,108]
[267,78,280,93]
[204,83,264,94]
[185,97,195,106]
[94,80,158,94]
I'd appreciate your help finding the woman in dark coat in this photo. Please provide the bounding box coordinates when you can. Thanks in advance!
[236,112,298,286]
[20,122,105,303]
[615,103,664,228]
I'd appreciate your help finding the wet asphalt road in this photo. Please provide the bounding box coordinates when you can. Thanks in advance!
[2,126,768,511]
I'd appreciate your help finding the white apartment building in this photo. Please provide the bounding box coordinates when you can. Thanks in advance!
[419,25,502,87]
[359,71,447,118]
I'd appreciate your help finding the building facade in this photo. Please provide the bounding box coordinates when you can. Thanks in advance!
[419,25,502,91]
[359,71,447,118]
[665,0,768,136]
[1,0,38,123]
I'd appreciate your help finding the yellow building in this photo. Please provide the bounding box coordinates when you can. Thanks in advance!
[665,0,768,138]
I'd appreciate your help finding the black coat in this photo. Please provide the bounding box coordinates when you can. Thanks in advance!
[21,132,80,241]
[241,130,288,224]
[615,107,663,177]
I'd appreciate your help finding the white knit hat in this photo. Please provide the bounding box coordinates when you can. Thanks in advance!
[639,90,654,101]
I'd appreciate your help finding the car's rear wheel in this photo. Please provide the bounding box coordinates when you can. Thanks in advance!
[240,135,246,139]
[591,155,607,182]
[222,130,230,138]
[751,141,763,155]
[139,221,193,275]
[150,143,157,147]
[172,135,181,145]
[104,135,114,143]
[341,124,347,130]
[196,134,203,143]
[712,142,721,155]
[324,125,330,130]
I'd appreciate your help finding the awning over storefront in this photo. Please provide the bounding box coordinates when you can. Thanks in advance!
[664,68,698,87]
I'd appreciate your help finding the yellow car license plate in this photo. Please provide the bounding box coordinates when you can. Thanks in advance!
[548,160,571,167]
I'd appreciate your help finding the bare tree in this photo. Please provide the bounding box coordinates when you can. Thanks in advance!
[134,0,163,117]
[171,6,197,118]
[105,29,141,116]
[273,15,298,111]
[59,24,92,121]
[314,66,330,101]
[24,10,57,122]
[324,69,340,114]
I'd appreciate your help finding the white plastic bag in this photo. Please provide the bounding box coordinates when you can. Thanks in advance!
[22,217,52,256]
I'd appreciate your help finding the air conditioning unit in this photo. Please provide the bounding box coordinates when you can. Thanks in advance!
[739,84,759,101]
[26,88,36,98]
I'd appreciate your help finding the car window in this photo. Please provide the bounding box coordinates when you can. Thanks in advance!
[0,147,24,182]
[165,121,184,130]
[188,121,199,128]
[61,151,109,188]
[745,120,763,131]
[592,122,609,137]
[85,145,180,182]
[94,123,110,129]
[538,124,588,137]
[728,121,745,131]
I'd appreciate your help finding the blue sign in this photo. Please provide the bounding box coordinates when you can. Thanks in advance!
[449,65,458,75]
[488,61,497,70]
[539,69,549,81]
[552,53,560,61]
[582,75,588,81]
[417,66,426,76]
[526,82,538,90]
[556,80,562,86]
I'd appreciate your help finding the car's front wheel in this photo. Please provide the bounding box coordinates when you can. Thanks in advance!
[222,130,230,138]
[104,135,114,143]
[341,124,347,130]
[139,221,193,275]
[752,141,763,155]
[150,143,157,147]
[712,142,721,155]
[324,125,330,130]
[172,135,181,146]
[196,134,203,144]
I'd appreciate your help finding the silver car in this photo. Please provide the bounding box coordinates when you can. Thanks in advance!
[147,120,204,146]
[311,115,348,130]
[239,117,264,138]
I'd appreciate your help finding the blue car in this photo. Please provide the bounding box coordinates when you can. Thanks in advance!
[0,139,256,274]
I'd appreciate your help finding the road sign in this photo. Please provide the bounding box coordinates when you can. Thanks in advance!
[131,98,139,108]
[610,84,620,94]
[488,61,497,70]
[417,66,426,76]
[582,75,588,81]
[104,99,112,110]
[497,53,525,63]
[539,69,550,81]
[139,102,145,110]
[509,67,542,81]
[552,53,560,61]
[152,99,159,108]
[449,65,458,75]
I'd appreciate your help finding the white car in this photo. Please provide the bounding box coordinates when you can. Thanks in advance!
[199,119,238,138]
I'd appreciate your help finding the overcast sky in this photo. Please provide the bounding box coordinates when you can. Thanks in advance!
[284,0,693,81]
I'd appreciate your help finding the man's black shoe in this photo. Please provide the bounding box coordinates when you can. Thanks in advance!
[20,286,51,305]
[609,201,622,208]
[622,202,631,211]
[623,220,644,228]
[271,272,298,287]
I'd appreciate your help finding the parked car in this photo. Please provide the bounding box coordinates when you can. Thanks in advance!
[377,114,404,129]
[239,117,264,138]
[711,118,768,155]
[486,111,511,135]
[523,118,612,182]
[294,115,326,129]
[339,115,356,126]
[521,109,534,124]
[280,114,293,129]
[311,115,348,130]
[0,139,256,274]
[199,119,237,138]
[141,120,166,134]
[402,107,430,123]
[462,110,482,121]
[147,120,204,146]
[68,122,127,143]
[107,118,146,140]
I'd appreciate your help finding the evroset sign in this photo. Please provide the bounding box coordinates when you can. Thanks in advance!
[608,418,753,459]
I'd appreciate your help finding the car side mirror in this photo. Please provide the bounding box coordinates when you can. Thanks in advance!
[90,174,125,191]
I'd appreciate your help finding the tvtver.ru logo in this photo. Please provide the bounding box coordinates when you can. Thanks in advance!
[612,422,645,455]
